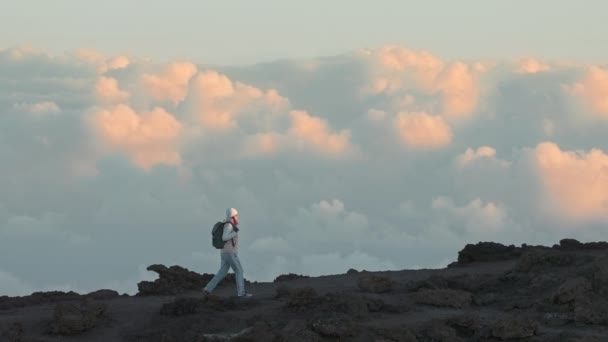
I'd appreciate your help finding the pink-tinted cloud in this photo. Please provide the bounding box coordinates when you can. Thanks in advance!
[143,62,198,104]
[517,58,550,74]
[535,142,608,222]
[72,48,130,73]
[571,66,608,117]
[191,70,288,129]
[363,46,480,118]
[241,133,282,158]
[434,62,478,118]
[456,146,510,168]
[95,76,129,104]
[288,110,352,155]
[106,55,130,70]
[395,112,452,149]
[90,105,182,169]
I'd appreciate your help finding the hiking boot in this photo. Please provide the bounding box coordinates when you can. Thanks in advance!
[238,293,253,298]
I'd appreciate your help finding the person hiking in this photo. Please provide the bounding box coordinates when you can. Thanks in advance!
[203,207,252,298]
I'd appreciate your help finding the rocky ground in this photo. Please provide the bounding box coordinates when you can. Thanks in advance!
[2,238,608,341]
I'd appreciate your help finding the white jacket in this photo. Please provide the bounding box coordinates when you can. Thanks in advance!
[221,221,239,253]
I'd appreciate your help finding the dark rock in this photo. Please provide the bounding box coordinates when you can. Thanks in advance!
[573,296,608,325]
[556,238,584,250]
[490,318,538,340]
[592,256,608,296]
[542,312,573,327]
[552,277,591,304]
[285,287,320,310]
[446,315,483,337]
[346,268,359,274]
[556,238,608,251]
[279,319,321,342]
[457,242,522,264]
[160,297,205,316]
[473,293,498,306]
[1,322,25,342]
[137,264,207,295]
[137,264,247,296]
[370,327,419,342]
[0,291,81,310]
[86,289,120,300]
[49,299,107,336]
[411,289,472,309]
[405,275,448,292]
[357,274,394,293]
[273,273,310,282]
[421,323,466,342]
[517,249,575,273]
[309,313,356,338]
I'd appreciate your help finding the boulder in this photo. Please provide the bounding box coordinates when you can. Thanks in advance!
[309,313,356,338]
[49,299,107,336]
[273,273,310,282]
[457,242,522,264]
[279,319,322,342]
[573,296,608,325]
[137,264,245,295]
[0,291,81,310]
[357,274,394,293]
[552,277,591,304]
[516,249,575,273]
[86,289,120,300]
[490,318,538,340]
[1,322,25,342]
[411,289,472,309]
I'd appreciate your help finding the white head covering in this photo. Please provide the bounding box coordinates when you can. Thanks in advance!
[226,207,238,220]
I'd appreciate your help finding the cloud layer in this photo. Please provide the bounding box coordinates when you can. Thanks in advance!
[1,46,607,296]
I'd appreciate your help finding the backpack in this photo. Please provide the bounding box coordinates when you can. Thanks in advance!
[211,221,236,249]
[212,221,226,249]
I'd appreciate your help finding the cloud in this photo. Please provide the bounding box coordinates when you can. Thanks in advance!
[395,111,452,149]
[95,76,129,104]
[534,142,608,222]
[90,104,182,169]
[456,146,510,168]
[571,66,608,117]
[517,58,550,74]
[287,110,353,156]
[13,101,60,114]
[188,70,289,129]
[432,196,508,235]
[433,62,478,118]
[142,62,198,104]
[360,46,480,118]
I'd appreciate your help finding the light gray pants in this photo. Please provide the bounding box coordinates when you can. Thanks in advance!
[204,252,245,296]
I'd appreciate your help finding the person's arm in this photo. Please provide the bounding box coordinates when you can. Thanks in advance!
[222,222,238,241]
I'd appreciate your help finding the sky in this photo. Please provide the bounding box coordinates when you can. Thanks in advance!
[2,1,608,65]
[1,2,608,296]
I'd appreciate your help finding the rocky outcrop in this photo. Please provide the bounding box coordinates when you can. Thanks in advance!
[4,238,608,341]
[0,291,82,310]
[456,241,524,264]
[49,300,107,336]
[273,273,310,282]
[490,318,538,340]
[136,264,247,296]
[357,274,394,293]
[411,289,472,309]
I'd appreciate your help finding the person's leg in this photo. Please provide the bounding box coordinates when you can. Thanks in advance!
[204,254,230,293]
[225,253,247,296]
